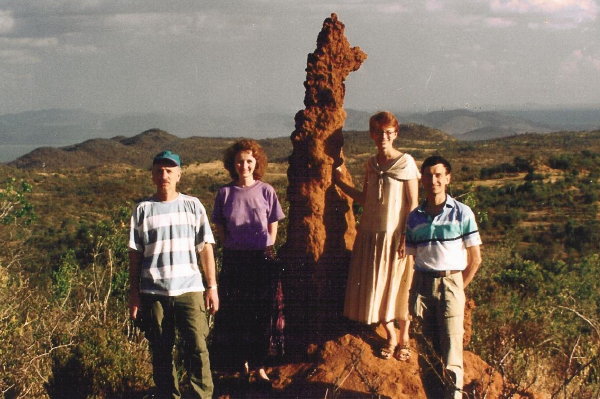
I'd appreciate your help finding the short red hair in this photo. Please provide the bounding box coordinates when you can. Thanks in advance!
[369,111,399,133]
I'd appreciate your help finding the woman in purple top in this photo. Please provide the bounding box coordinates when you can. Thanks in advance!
[212,139,285,383]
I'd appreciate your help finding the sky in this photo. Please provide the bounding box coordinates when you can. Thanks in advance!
[0,0,599,117]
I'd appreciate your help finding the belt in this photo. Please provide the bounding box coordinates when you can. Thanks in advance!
[416,269,461,278]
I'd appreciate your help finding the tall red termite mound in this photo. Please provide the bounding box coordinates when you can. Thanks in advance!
[281,13,366,336]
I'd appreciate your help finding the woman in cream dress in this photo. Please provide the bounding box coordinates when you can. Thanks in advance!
[334,111,419,360]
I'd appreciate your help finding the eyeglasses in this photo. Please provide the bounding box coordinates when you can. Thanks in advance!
[372,130,397,137]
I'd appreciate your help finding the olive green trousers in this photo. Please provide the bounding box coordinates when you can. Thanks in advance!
[142,291,213,399]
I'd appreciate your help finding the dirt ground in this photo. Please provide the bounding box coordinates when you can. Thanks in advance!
[213,319,542,399]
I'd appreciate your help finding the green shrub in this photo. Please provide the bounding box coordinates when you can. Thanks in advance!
[46,322,151,399]
[0,178,35,226]
[549,154,573,170]
[471,245,600,396]
[52,249,78,304]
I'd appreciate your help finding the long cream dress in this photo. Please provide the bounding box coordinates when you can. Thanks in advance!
[343,153,420,324]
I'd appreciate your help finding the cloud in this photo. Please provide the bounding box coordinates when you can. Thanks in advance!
[0,37,59,64]
[484,16,516,27]
[425,0,444,11]
[489,0,598,28]
[103,11,272,42]
[0,37,58,48]
[559,48,600,83]
[0,35,96,64]
[490,0,597,15]
[0,49,40,64]
[375,4,408,14]
[0,9,15,34]
[4,2,242,37]
[104,12,201,36]
[57,43,98,55]
[438,12,482,27]
[420,0,598,29]
[7,0,150,17]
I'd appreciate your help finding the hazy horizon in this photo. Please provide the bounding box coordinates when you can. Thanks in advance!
[2,104,600,163]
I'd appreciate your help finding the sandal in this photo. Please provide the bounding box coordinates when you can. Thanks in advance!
[393,344,411,361]
[257,368,271,382]
[379,344,396,360]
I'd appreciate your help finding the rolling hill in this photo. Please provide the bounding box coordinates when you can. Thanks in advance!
[8,124,454,170]
[2,106,598,152]
[403,109,553,139]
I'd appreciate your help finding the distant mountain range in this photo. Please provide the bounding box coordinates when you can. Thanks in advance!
[0,108,295,145]
[401,109,556,140]
[8,124,454,170]
[2,106,600,166]
[2,106,599,146]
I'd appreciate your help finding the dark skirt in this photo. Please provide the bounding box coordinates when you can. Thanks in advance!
[211,248,284,370]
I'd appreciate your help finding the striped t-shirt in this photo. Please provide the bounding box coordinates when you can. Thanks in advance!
[406,195,482,272]
[129,193,215,296]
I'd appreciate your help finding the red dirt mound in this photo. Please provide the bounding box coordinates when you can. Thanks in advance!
[214,322,545,398]
[214,301,546,399]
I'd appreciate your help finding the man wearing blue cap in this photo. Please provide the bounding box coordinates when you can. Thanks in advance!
[128,150,219,399]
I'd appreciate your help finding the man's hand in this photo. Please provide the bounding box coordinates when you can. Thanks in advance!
[128,250,143,320]
[198,243,219,314]
[463,245,482,288]
[129,289,140,320]
[205,288,219,315]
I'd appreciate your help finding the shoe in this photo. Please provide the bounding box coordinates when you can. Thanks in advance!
[257,368,270,382]
[241,361,251,383]
[255,368,272,390]
[393,344,411,361]
[379,344,396,360]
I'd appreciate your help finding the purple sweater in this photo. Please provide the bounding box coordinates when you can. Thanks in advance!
[212,180,285,250]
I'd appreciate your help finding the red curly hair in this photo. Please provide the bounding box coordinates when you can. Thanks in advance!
[223,139,268,181]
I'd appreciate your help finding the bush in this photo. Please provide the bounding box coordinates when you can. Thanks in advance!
[471,244,600,396]
[52,249,78,304]
[0,178,35,226]
[493,258,545,295]
[0,195,152,398]
[46,322,151,399]
[549,154,573,170]
[479,157,533,179]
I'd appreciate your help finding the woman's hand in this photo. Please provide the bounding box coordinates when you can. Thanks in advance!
[332,164,366,205]
[264,245,277,261]
[397,234,407,259]
[332,165,344,185]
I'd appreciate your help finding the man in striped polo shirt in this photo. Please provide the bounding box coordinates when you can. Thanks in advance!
[129,150,219,399]
[406,155,482,399]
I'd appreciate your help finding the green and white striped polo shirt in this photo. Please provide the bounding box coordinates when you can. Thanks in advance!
[406,195,482,272]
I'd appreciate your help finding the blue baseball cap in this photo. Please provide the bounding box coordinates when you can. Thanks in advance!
[153,150,182,166]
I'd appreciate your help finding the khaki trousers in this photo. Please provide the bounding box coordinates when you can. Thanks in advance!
[410,271,465,399]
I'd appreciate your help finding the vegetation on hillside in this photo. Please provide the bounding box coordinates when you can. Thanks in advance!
[0,130,598,397]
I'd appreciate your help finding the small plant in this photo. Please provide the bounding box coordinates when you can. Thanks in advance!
[0,178,35,226]
[46,322,151,399]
